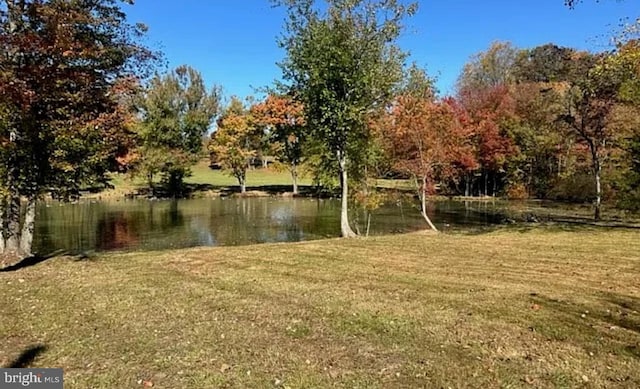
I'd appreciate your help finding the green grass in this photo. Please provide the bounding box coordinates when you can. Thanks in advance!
[96,160,313,198]
[188,161,312,187]
[1,227,639,388]
[104,161,412,196]
[375,178,414,191]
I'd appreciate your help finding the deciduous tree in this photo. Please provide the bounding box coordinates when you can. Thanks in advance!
[134,65,219,197]
[457,41,518,93]
[458,84,518,196]
[251,94,305,194]
[275,0,416,237]
[0,0,153,261]
[379,68,476,230]
[209,97,255,193]
[558,53,620,220]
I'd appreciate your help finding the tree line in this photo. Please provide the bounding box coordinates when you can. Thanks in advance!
[1,0,638,261]
[210,3,640,230]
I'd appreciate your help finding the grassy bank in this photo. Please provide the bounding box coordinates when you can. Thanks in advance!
[1,227,639,388]
[98,161,314,199]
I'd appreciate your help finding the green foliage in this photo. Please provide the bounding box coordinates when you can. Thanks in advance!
[0,0,155,254]
[507,82,566,198]
[602,40,640,105]
[513,44,593,84]
[300,138,339,190]
[616,131,640,210]
[134,65,219,196]
[456,41,518,93]
[276,0,414,175]
[275,0,416,235]
[401,63,437,99]
[0,0,154,200]
[546,173,597,202]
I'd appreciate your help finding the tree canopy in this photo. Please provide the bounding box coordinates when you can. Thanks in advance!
[276,0,416,236]
[209,96,255,194]
[133,65,219,196]
[0,0,154,258]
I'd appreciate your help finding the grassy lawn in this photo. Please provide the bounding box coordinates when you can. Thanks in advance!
[99,160,313,198]
[1,227,639,388]
[103,160,416,196]
[187,161,312,188]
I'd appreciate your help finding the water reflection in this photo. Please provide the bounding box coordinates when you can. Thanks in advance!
[34,198,505,255]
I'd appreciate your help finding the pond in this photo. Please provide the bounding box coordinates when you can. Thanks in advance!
[33,197,507,255]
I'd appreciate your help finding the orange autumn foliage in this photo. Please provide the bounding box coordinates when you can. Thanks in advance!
[378,95,477,194]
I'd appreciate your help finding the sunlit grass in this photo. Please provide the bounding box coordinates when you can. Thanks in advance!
[96,160,313,198]
[1,227,639,388]
[187,161,312,188]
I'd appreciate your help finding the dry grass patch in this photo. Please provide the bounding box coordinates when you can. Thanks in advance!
[1,227,639,388]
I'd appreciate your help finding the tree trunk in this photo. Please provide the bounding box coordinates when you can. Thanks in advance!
[338,152,356,238]
[238,174,247,194]
[587,141,602,222]
[147,172,154,197]
[168,170,184,197]
[594,157,602,221]
[492,175,497,197]
[365,212,371,237]
[465,175,470,197]
[0,195,5,254]
[5,191,21,253]
[420,176,438,232]
[3,1,26,262]
[19,195,36,256]
[483,171,488,197]
[291,164,298,195]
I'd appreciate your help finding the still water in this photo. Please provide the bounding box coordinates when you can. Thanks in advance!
[33,197,505,255]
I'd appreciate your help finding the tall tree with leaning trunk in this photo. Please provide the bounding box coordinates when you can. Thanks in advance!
[275,0,415,237]
[378,67,477,231]
[558,52,623,221]
[0,0,153,263]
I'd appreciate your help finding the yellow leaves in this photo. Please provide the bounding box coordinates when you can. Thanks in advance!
[209,100,256,175]
[353,189,386,212]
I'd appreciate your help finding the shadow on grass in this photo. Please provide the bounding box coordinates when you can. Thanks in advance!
[216,184,331,198]
[529,293,640,359]
[133,182,334,199]
[5,345,47,368]
[0,250,66,273]
[452,219,640,236]
[133,183,218,199]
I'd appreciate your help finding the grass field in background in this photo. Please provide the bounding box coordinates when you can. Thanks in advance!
[1,227,639,388]
[98,160,313,198]
[103,160,414,197]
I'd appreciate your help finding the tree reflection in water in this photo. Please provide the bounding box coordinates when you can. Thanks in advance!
[34,197,505,255]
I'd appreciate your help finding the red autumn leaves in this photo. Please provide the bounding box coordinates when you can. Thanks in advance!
[376,85,517,196]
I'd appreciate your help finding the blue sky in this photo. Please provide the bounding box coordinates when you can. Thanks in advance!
[125,0,637,100]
